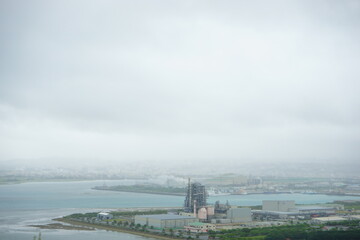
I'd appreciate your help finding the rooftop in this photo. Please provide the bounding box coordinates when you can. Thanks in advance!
[188,222,214,226]
[313,216,347,222]
[137,214,197,220]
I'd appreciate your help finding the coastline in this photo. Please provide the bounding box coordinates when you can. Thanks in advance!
[93,188,185,196]
[55,218,180,240]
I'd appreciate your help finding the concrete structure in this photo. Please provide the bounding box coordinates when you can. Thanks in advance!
[262,200,295,212]
[198,207,207,220]
[184,222,216,233]
[97,212,113,220]
[226,208,252,223]
[252,210,299,220]
[206,206,215,216]
[134,214,197,229]
[253,205,337,220]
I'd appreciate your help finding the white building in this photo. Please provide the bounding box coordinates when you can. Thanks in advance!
[134,214,197,229]
[227,208,252,222]
[262,200,295,212]
[97,212,113,220]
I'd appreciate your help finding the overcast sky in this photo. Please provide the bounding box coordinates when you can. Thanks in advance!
[0,0,359,167]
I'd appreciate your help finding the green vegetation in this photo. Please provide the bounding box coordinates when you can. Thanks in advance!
[326,220,360,227]
[215,224,360,240]
[93,184,186,196]
[64,212,98,219]
[64,209,170,220]
[246,205,262,210]
[63,210,360,240]
[334,200,360,210]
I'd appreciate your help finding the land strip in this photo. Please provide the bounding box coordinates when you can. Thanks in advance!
[29,223,94,231]
[93,185,186,196]
[55,218,181,240]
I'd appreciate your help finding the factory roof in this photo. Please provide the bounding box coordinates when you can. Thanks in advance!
[252,210,300,215]
[137,214,197,220]
[297,206,334,211]
[313,216,347,222]
[98,212,112,215]
[188,222,213,226]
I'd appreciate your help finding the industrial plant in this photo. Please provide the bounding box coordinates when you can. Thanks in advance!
[133,178,253,232]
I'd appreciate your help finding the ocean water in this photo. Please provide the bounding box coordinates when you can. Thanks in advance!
[1,180,360,240]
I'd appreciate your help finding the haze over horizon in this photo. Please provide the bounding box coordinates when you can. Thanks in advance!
[0,0,359,168]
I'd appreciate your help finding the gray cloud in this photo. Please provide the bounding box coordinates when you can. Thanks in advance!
[0,0,359,165]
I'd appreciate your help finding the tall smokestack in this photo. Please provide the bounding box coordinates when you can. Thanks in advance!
[193,200,197,217]
[188,178,191,209]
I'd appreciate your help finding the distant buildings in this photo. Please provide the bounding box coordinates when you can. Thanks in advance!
[252,200,342,220]
[134,214,197,229]
[184,222,216,233]
[97,212,113,220]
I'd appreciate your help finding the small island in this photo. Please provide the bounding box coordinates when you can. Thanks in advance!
[93,184,186,196]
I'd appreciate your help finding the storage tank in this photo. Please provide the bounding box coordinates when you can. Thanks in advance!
[198,207,207,220]
[206,206,215,216]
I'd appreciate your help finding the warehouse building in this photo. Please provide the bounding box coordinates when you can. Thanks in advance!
[253,205,338,220]
[134,214,197,229]
[226,208,252,223]
[262,200,295,212]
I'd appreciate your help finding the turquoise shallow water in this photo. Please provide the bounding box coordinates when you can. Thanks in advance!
[1,180,360,240]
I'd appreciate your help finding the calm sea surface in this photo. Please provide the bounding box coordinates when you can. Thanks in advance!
[1,180,360,240]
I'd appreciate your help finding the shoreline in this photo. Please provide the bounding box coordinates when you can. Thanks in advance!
[95,188,360,198]
[93,188,185,196]
[55,218,180,240]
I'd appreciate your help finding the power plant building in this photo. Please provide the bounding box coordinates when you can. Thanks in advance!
[134,214,197,229]
[184,179,207,213]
